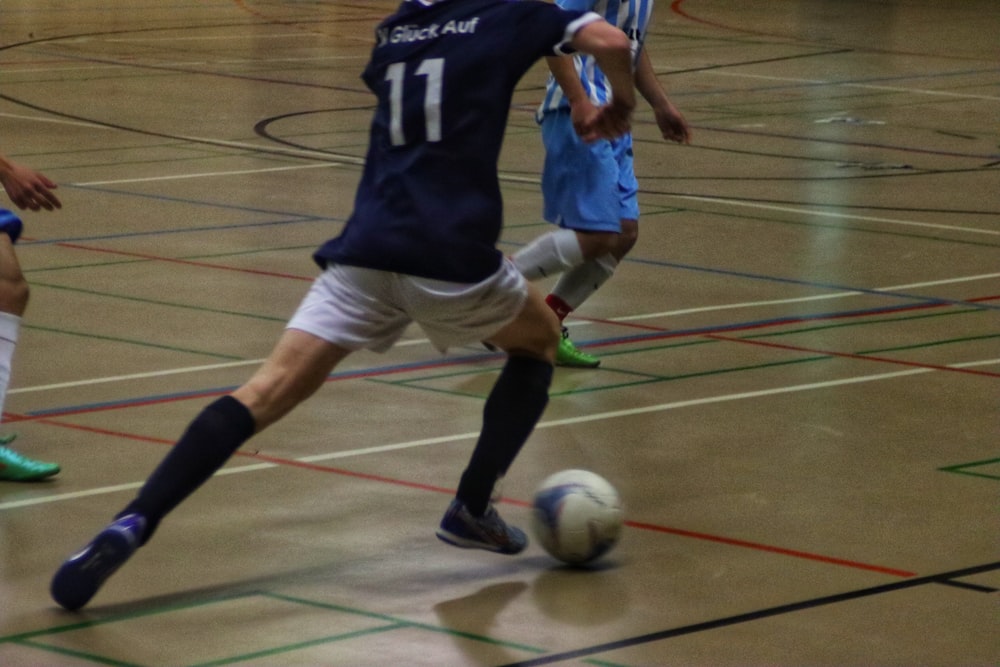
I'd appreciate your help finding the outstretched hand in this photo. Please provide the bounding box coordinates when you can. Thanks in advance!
[0,160,62,211]
[654,100,691,144]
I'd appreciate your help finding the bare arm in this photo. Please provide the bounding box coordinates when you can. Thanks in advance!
[634,48,690,144]
[0,153,62,211]
[544,53,607,141]
[569,19,636,114]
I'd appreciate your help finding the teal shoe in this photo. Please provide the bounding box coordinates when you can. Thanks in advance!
[0,435,61,481]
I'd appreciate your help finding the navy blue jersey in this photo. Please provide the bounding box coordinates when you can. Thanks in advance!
[314,0,599,282]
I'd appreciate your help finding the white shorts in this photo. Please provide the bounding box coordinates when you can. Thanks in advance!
[286,260,528,353]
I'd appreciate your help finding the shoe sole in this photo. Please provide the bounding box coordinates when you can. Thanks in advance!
[555,358,600,368]
[0,464,61,482]
[435,528,524,555]
[51,528,135,611]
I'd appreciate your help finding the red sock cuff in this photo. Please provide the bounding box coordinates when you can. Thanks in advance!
[545,294,572,321]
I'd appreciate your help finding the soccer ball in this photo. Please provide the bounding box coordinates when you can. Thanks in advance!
[530,469,624,565]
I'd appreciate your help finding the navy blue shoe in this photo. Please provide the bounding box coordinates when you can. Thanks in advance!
[50,514,146,611]
[436,499,527,554]
[0,209,23,244]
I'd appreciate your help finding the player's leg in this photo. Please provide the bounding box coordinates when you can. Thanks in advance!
[0,210,59,481]
[512,111,619,282]
[546,134,640,367]
[437,282,559,553]
[51,328,349,610]
[512,115,631,367]
[546,216,636,327]
[51,264,409,609]
[51,326,351,611]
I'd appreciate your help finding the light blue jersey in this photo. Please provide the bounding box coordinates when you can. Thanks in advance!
[538,0,653,116]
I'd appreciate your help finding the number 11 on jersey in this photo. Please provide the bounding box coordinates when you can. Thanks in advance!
[386,58,444,146]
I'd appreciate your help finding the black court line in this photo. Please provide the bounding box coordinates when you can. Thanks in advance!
[498,561,1000,667]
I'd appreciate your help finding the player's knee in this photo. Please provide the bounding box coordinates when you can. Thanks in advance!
[577,231,618,259]
[613,220,639,259]
[503,307,560,364]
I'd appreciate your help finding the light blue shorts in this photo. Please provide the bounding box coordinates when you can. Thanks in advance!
[540,109,639,233]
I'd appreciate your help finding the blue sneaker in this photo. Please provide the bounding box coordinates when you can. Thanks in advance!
[436,499,527,554]
[50,513,146,611]
[0,209,23,244]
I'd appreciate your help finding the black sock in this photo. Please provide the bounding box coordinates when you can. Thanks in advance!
[456,355,553,516]
[119,395,256,544]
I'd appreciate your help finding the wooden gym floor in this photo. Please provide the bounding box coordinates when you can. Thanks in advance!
[1,1,997,665]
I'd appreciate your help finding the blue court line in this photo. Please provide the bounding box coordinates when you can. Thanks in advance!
[19,297,994,420]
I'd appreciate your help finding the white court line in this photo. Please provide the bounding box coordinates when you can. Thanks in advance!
[705,70,1000,102]
[7,339,427,395]
[11,272,999,395]
[103,33,324,42]
[673,195,1000,237]
[0,112,110,130]
[0,54,365,75]
[75,162,347,187]
[2,358,996,511]
[614,272,1000,321]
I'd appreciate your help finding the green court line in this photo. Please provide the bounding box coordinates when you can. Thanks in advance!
[23,323,247,360]
[258,592,631,667]
[361,305,996,402]
[187,624,407,667]
[858,333,1000,354]
[0,591,259,644]
[743,307,988,340]
[1,590,630,667]
[31,282,288,323]
[15,639,143,667]
[938,457,1000,481]
[24,244,317,276]
[259,591,546,654]
[26,258,153,274]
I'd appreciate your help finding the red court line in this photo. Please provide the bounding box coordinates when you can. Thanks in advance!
[55,242,314,281]
[7,292,997,425]
[579,295,1000,378]
[628,519,915,578]
[36,417,918,579]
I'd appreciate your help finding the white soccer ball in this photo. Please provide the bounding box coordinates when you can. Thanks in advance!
[530,469,624,565]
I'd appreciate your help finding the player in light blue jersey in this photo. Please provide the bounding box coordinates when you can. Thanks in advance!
[50,0,637,611]
[513,0,690,367]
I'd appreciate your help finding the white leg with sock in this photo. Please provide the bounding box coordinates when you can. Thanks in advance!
[0,311,21,418]
[512,228,584,281]
[551,253,619,311]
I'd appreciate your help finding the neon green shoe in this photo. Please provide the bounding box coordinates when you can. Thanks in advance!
[0,434,61,481]
[555,327,600,368]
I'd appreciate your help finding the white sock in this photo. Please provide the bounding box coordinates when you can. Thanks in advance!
[551,253,618,311]
[512,228,584,281]
[0,311,20,418]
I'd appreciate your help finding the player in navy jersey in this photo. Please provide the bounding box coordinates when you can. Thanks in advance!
[50,0,637,611]
[511,0,691,367]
